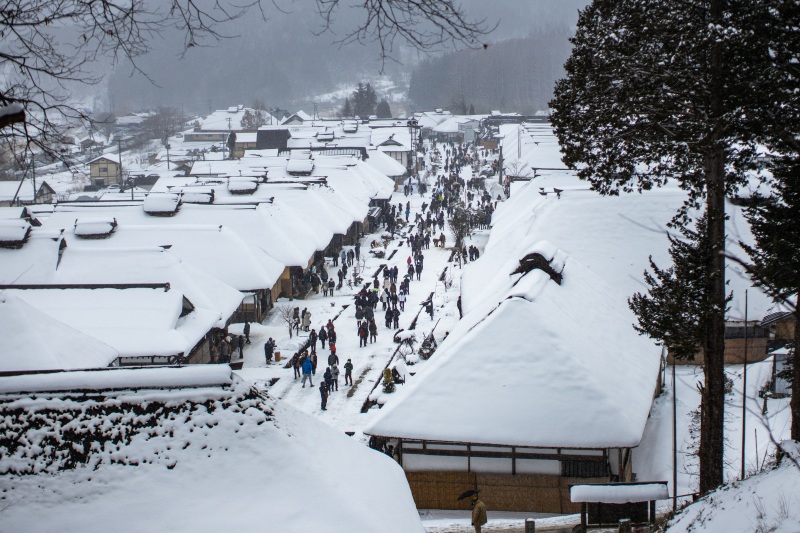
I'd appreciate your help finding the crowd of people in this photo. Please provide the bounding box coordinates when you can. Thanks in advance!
[250,140,499,412]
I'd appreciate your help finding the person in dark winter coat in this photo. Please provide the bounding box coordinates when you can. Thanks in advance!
[319,326,328,349]
[385,307,393,328]
[328,278,335,296]
[309,328,317,353]
[323,366,333,391]
[369,318,378,343]
[392,308,400,329]
[237,334,245,358]
[328,352,339,366]
[291,353,300,378]
[264,337,274,365]
[311,352,318,375]
[344,359,354,386]
[243,322,251,344]
[319,381,329,410]
[301,357,314,387]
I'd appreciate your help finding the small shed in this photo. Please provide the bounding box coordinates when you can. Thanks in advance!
[570,482,669,532]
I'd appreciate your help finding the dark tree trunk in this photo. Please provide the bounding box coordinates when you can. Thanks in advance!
[699,0,726,494]
[793,294,800,441]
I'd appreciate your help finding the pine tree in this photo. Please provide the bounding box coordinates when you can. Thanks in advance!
[351,82,378,118]
[341,98,353,118]
[468,103,475,115]
[550,0,773,493]
[630,214,725,362]
[376,99,392,118]
[743,157,800,440]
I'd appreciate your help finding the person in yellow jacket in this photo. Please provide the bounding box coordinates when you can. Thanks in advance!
[471,493,487,533]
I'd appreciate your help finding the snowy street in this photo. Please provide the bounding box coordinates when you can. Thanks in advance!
[234,144,489,442]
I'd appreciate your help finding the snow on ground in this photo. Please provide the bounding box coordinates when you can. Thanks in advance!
[634,362,792,508]
[665,442,800,533]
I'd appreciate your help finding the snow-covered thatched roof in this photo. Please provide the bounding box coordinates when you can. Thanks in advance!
[0,367,424,532]
[365,240,662,449]
[0,294,119,372]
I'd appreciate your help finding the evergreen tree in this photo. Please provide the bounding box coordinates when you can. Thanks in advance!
[351,82,378,118]
[743,157,800,440]
[375,99,392,118]
[468,103,475,115]
[550,0,773,493]
[630,215,723,362]
[341,97,353,118]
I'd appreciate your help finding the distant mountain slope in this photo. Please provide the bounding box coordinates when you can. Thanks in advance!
[408,32,574,114]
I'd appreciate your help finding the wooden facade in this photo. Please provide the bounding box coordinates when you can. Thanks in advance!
[394,439,637,513]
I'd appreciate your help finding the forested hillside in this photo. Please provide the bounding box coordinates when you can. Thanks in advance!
[408,31,574,114]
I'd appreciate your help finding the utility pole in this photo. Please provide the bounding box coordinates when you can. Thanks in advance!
[741,289,749,480]
[118,139,123,186]
[30,153,37,204]
[673,359,678,512]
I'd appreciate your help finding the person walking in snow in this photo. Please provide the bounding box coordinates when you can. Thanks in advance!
[323,366,333,392]
[385,307,393,328]
[340,249,347,266]
[392,308,400,329]
[319,326,328,349]
[319,380,329,410]
[369,318,378,343]
[301,356,314,388]
[328,277,335,296]
[331,363,340,391]
[302,310,311,332]
[398,291,406,312]
[358,321,368,347]
[291,353,300,378]
[243,321,251,344]
[344,359,354,386]
[308,328,317,354]
[355,241,361,261]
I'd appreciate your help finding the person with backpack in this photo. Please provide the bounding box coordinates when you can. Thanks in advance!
[328,351,339,366]
[344,359,354,386]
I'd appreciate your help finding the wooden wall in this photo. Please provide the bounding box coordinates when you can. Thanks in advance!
[406,471,607,514]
